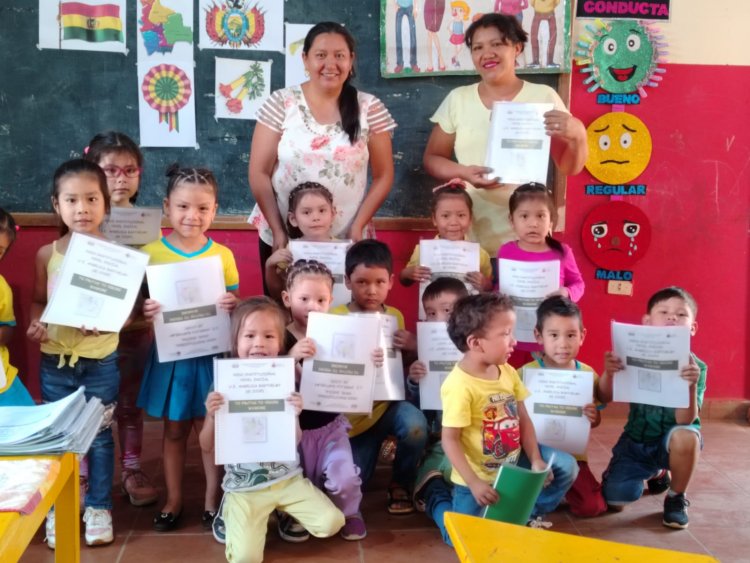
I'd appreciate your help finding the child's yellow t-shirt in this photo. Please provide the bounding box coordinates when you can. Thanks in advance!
[0,275,18,393]
[441,363,529,485]
[329,303,405,437]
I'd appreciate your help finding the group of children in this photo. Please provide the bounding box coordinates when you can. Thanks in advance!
[0,130,706,562]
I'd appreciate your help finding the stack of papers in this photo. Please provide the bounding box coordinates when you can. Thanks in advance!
[0,387,104,455]
[0,459,60,514]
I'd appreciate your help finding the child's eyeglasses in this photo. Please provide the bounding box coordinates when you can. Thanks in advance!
[102,165,142,178]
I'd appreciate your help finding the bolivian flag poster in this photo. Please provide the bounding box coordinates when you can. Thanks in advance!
[39,0,127,53]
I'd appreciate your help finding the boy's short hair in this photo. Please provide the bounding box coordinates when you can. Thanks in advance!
[345,239,392,277]
[535,295,583,332]
[422,277,469,304]
[448,293,515,352]
[647,286,698,317]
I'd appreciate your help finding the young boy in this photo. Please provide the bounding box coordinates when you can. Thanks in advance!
[522,296,607,518]
[331,239,428,515]
[599,287,706,529]
[441,293,578,534]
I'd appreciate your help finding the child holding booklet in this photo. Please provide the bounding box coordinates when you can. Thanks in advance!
[332,239,428,514]
[599,287,706,529]
[400,181,492,292]
[85,131,158,507]
[441,293,577,534]
[138,165,239,532]
[521,296,606,517]
[200,297,344,563]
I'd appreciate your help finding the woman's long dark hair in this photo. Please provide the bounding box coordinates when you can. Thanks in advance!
[303,22,360,145]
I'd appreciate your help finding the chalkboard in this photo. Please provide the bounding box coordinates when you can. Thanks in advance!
[0,0,557,217]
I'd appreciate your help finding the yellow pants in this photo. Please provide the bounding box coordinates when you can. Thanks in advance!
[225,473,345,563]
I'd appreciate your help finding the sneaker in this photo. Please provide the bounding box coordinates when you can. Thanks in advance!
[45,508,55,549]
[663,492,690,529]
[340,513,367,541]
[647,469,671,495]
[527,516,553,529]
[212,495,226,545]
[276,511,310,543]
[122,469,159,506]
[83,507,114,546]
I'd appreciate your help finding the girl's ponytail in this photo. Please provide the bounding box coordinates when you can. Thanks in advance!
[545,233,564,255]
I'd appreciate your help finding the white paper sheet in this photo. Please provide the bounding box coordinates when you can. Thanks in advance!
[417,322,462,411]
[611,322,691,408]
[101,207,162,246]
[215,57,271,120]
[418,239,480,320]
[147,255,231,362]
[136,0,194,61]
[40,233,148,332]
[38,0,128,54]
[498,259,560,343]
[485,102,553,184]
[214,356,297,464]
[138,60,197,147]
[198,0,284,52]
[287,240,351,308]
[299,312,380,414]
[285,23,314,87]
[523,368,593,456]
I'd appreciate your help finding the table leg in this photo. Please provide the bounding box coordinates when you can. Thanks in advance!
[54,453,80,563]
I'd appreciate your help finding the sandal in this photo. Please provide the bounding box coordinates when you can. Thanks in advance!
[153,510,181,532]
[387,484,415,515]
[202,510,217,530]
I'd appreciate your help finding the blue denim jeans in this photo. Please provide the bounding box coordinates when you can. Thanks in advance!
[423,477,453,543]
[350,401,427,489]
[40,352,120,510]
[395,6,417,67]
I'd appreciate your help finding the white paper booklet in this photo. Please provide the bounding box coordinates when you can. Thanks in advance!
[101,207,162,246]
[418,239,480,320]
[287,240,351,308]
[352,313,405,401]
[498,259,560,343]
[300,312,380,413]
[147,255,231,362]
[523,368,593,456]
[41,232,149,333]
[611,321,691,408]
[214,357,297,465]
[485,102,553,185]
[417,322,462,411]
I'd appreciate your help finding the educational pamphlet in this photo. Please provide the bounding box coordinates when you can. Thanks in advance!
[352,312,405,401]
[483,454,554,525]
[418,239,480,320]
[417,321,462,410]
[101,207,162,246]
[288,240,351,308]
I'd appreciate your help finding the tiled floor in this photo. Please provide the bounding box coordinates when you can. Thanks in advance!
[20,418,750,562]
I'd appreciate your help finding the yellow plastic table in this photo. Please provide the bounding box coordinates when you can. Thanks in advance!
[0,453,80,563]
[444,512,718,563]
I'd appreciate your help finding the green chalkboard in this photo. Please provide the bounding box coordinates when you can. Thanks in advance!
[0,0,557,217]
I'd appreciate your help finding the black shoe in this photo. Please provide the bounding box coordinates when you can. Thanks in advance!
[647,470,671,495]
[276,510,310,543]
[212,495,226,545]
[201,510,217,530]
[153,511,181,532]
[663,493,690,529]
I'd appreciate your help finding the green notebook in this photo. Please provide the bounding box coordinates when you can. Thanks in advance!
[482,455,554,525]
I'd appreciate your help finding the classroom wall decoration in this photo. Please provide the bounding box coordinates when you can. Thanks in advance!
[215,57,271,120]
[285,23,314,88]
[585,111,652,184]
[138,62,197,147]
[38,0,128,54]
[137,0,194,60]
[198,0,284,52]
[380,0,572,78]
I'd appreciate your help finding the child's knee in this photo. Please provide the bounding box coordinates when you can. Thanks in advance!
[164,422,188,441]
[324,460,362,496]
[669,429,700,455]
[309,506,345,538]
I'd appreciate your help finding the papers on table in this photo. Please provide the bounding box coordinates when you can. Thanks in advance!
[498,259,560,343]
[0,387,104,455]
[523,368,593,456]
[417,322,461,410]
[213,357,297,465]
[611,321,691,408]
[40,232,149,333]
[418,239,480,320]
[300,312,380,414]
[485,102,553,185]
[147,255,231,362]
[483,454,554,525]
[287,240,351,308]
[101,207,162,246]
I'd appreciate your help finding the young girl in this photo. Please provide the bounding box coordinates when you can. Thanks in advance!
[400,180,492,292]
[84,131,158,508]
[27,160,118,547]
[498,182,584,364]
[199,297,344,562]
[264,182,337,300]
[138,165,239,532]
[0,208,34,407]
[281,259,367,541]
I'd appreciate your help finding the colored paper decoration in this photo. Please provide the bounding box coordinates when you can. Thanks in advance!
[38,0,128,53]
[141,63,192,132]
[204,1,265,48]
[138,0,193,56]
[581,201,651,271]
[215,57,271,120]
[585,112,653,184]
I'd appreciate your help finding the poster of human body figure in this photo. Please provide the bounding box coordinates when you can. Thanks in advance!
[380,0,571,77]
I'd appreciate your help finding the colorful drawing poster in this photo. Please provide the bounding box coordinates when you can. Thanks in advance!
[138,61,197,147]
[137,0,194,61]
[215,57,271,120]
[39,0,128,53]
[198,0,284,52]
[285,23,314,87]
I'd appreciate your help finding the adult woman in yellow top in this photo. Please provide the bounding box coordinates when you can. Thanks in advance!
[423,12,587,256]
[249,22,396,292]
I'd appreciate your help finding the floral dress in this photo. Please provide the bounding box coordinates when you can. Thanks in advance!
[249,86,396,245]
